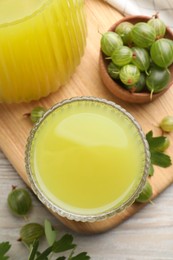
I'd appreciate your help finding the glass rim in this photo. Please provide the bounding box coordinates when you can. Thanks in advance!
[25,96,150,222]
[0,0,55,28]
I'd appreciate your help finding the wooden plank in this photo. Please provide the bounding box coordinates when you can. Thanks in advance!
[0,0,173,233]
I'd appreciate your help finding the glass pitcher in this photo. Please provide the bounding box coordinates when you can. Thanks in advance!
[0,0,87,103]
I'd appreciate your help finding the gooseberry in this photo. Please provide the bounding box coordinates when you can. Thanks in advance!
[131,47,150,72]
[125,72,146,93]
[146,66,170,97]
[136,180,153,203]
[148,164,154,177]
[107,62,120,79]
[101,31,123,56]
[115,21,133,45]
[155,136,170,152]
[159,116,173,132]
[119,64,140,86]
[19,223,44,246]
[111,46,133,66]
[8,186,32,217]
[150,38,173,68]
[131,22,156,48]
[30,106,46,123]
[148,16,166,39]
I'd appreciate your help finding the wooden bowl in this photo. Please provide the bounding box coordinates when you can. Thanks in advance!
[99,15,173,104]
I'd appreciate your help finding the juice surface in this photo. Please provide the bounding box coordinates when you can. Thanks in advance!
[30,100,146,215]
[0,0,47,24]
[0,0,86,103]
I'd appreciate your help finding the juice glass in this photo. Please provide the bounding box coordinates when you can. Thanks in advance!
[0,0,86,103]
[25,97,150,222]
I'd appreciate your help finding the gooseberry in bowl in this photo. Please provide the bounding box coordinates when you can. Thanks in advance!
[99,15,173,104]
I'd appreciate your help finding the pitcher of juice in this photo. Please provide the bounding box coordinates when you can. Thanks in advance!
[0,0,87,103]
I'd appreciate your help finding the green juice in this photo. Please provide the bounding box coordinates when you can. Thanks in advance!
[0,0,86,103]
[29,99,146,215]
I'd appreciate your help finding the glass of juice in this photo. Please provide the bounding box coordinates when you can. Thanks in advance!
[0,0,86,103]
[25,97,150,222]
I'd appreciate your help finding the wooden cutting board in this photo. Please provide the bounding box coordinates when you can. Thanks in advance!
[0,0,173,234]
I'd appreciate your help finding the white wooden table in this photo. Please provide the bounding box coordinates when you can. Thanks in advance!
[1,149,173,260]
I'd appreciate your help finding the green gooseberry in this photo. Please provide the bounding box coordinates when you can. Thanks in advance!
[146,66,170,97]
[107,62,120,79]
[101,31,123,56]
[150,38,173,68]
[131,22,156,48]
[19,223,44,246]
[8,187,32,217]
[115,21,133,45]
[136,180,153,203]
[125,72,146,93]
[119,64,140,86]
[131,47,150,72]
[159,116,173,132]
[148,164,154,177]
[148,17,166,39]
[111,46,133,66]
[30,106,47,123]
[155,136,170,152]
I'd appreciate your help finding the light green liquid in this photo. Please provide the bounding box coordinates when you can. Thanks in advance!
[0,0,86,103]
[30,100,146,215]
[0,0,48,24]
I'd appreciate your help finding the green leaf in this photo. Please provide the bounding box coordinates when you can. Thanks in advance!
[53,234,76,253]
[146,130,153,141]
[0,256,9,260]
[44,219,57,246]
[0,242,11,259]
[146,130,172,169]
[146,131,167,151]
[56,257,66,260]
[28,240,39,260]
[70,252,91,260]
[35,246,53,260]
[150,151,172,167]
[35,251,48,260]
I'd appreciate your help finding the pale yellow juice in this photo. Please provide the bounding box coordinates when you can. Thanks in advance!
[0,0,86,103]
[29,99,147,215]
